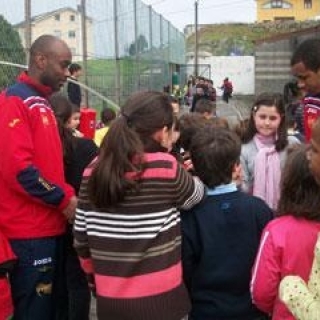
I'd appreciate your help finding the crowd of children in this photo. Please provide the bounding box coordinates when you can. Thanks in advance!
[2,34,320,320]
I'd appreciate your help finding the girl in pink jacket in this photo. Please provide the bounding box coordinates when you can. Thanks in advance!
[250,145,320,320]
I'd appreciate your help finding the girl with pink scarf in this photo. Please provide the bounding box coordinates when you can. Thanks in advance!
[240,93,300,210]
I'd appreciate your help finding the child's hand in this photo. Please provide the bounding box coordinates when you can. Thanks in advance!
[183,159,193,172]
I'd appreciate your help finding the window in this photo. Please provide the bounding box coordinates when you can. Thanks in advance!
[262,0,292,9]
[68,30,76,38]
[54,30,61,38]
[54,14,60,21]
[304,0,312,8]
[70,47,76,55]
[70,15,75,21]
[271,0,283,8]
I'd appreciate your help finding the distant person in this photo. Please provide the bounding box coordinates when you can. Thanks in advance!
[283,79,299,105]
[207,79,217,102]
[291,38,320,141]
[182,127,273,320]
[0,34,77,320]
[94,107,116,147]
[220,77,233,103]
[286,104,305,143]
[74,91,205,320]
[169,95,181,117]
[67,63,82,107]
[190,84,208,112]
[67,103,84,137]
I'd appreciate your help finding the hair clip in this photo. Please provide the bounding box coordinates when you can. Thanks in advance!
[120,112,132,127]
[252,105,258,112]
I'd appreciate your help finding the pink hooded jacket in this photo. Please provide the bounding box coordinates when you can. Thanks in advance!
[251,216,320,320]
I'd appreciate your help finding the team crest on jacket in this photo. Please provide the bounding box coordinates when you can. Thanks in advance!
[8,118,20,128]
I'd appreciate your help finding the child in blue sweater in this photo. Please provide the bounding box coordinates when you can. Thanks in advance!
[182,126,273,320]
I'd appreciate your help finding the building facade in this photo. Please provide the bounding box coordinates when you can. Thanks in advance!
[256,0,320,22]
[254,25,320,94]
[14,7,93,61]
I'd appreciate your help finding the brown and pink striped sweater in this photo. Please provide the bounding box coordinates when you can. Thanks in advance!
[74,152,205,320]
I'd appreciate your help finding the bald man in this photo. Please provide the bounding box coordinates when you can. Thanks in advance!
[0,35,77,319]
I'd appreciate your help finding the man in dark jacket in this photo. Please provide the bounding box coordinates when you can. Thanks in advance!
[67,63,82,107]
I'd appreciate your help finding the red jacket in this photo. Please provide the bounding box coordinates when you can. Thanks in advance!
[0,230,16,320]
[0,72,74,239]
[251,216,320,320]
[303,95,320,142]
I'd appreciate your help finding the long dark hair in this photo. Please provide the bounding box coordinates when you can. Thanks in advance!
[88,91,174,208]
[241,92,288,152]
[277,145,320,220]
[48,93,75,166]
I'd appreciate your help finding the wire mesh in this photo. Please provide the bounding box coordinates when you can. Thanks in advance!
[1,0,186,110]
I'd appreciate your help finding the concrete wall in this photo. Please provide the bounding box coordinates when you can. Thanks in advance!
[195,56,255,95]
[255,40,292,94]
[255,27,320,95]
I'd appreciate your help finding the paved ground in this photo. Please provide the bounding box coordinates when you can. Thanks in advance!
[181,95,253,128]
[216,95,252,127]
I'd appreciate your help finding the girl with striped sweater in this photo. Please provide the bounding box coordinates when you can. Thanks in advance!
[74,91,205,320]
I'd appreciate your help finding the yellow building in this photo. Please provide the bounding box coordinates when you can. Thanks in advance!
[14,7,93,61]
[256,0,320,22]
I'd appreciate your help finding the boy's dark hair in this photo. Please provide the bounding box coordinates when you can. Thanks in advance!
[194,99,216,115]
[233,118,249,140]
[100,107,116,125]
[68,63,82,75]
[291,38,320,72]
[241,92,288,151]
[88,91,174,208]
[190,127,241,188]
[277,145,320,220]
[195,83,207,91]
[178,113,208,151]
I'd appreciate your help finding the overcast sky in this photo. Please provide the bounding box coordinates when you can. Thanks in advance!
[2,0,256,32]
[142,0,257,31]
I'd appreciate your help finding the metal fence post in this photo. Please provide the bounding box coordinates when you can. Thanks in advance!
[114,0,121,106]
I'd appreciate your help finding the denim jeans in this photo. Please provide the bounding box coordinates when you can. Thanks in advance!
[9,236,64,320]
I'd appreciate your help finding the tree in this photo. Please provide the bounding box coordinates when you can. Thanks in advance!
[0,15,26,88]
[128,34,148,56]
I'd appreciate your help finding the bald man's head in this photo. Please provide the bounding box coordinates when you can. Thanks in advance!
[29,35,70,65]
[28,35,72,92]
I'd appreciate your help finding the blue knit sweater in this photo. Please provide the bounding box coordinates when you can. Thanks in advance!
[182,189,273,320]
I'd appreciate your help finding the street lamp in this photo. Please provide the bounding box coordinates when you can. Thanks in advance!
[195,0,199,77]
